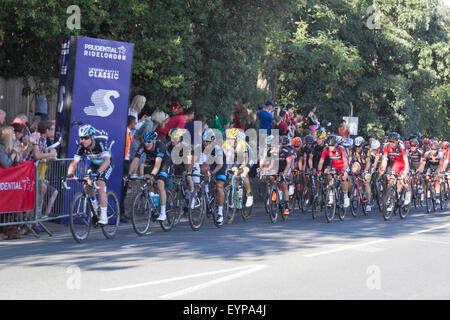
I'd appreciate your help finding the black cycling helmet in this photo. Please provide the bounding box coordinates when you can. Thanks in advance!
[305,135,315,144]
[326,135,338,146]
[279,135,290,146]
[388,132,401,141]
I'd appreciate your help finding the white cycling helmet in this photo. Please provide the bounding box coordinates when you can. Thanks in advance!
[354,136,365,147]
[78,124,95,138]
[370,138,381,150]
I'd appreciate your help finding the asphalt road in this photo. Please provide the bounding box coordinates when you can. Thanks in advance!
[1,202,450,300]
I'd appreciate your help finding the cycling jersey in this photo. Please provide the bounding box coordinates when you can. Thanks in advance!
[135,141,169,179]
[300,145,315,169]
[423,150,444,172]
[382,144,407,174]
[320,146,347,171]
[349,147,371,169]
[408,148,424,171]
[74,138,112,166]
[200,143,227,181]
[166,141,191,175]
[268,146,293,173]
[311,143,329,170]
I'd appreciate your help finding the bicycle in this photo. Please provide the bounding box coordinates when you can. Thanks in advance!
[129,175,175,235]
[62,176,120,243]
[261,173,291,223]
[321,168,346,223]
[187,173,222,231]
[371,170,386,212]
[224,167,253,224]
[410,171,425,210]
[349,171,369,217]
[382,171,411,220]
[310,171,325,220]
[171,174,192,227]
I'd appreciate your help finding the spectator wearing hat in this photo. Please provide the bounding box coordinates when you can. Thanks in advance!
[172,103,184,115]
[258,100,275,135]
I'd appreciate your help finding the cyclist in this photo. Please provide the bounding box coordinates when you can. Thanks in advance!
[440,141,450,191]
[67,125,113,225]
[309,128,329,175]
[318,135,350,207]
[223,128,254,208]
[127,129,169,221]
[199,128,227,224]
[379,132,411,207]
[166,128,195,196]
[368,138,382,175]
[408,138,424,174]
[348,136,373,211]
[418,140,445,205]
[300,134,315,172]
[292,137,303,171]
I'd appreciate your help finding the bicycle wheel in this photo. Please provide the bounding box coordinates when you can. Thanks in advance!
[382,186,395,221]
[324,187,336,223]
[159,190,175,231]
[172,188,184,226]
[264,185,271,215]
[224,184,236,224]
[131,190,152,235]
[399,188,411,219]
[269,185,279,223]
[376,180,385,212]
[311,186,321,220]
[69,192,92,243]
[101,191,120,239]
[337,187,346,221]
[350,184,359,217]
[441,182,449,210]
[240,191,253,222]
[188,187,205,231]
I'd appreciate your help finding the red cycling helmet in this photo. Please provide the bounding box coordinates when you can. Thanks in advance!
[404,141,410,148]
[410,139,420,147]
[423,139,431,147]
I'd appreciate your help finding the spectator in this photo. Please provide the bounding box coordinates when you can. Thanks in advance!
[32,120,58,219]
[0,126,21,169]
[133,110,168,156]
[0,108,6,127]
[29,81,49,121]
[307,107,319,137]
[120,115,137,223]
[157,108,195,139]
[29,115,42,133]
[273,114,288,136]
[338,120,350,139]
[232,100,249,131]
[258,100,275,135]
[11,122,33,161]
[128,95,146,122]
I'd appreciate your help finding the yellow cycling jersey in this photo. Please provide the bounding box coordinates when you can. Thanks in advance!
[223,140,248,155]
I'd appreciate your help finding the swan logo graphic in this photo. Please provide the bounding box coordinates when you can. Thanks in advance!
[83,89,120,117]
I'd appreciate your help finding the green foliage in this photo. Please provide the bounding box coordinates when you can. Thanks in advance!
[0,0,448,138]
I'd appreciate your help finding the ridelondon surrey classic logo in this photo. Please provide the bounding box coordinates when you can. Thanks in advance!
[83,43,127,61]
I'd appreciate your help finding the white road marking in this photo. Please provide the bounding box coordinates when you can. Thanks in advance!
[304,239,388,257]
[100,264,267,293]
[159,264,268,299]
[406,238,450,246]
[408,223,450,235]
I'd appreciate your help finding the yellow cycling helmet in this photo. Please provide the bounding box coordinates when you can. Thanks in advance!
[226,128,240,140]
[315,128,327,139]
[168,128,184,140]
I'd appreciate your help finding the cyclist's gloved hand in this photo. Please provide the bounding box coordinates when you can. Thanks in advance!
[89,172,99,180]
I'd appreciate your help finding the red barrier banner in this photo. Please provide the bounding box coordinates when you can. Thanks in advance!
[0,161,35,213]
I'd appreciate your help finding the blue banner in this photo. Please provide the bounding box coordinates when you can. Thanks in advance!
[67,36,134,206]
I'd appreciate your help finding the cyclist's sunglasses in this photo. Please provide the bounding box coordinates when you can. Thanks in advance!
[389,140,397,143]
[294,145,302,148]
[144,139,154,144]
[80,136,91,141]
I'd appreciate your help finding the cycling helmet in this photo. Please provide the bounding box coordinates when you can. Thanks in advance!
[266,135,275,145]
[202,128,216,142]
[430,140,440,150]
[388,132,400,141]
[382,136,389,144]
[326,135,338,146]
[404,140,410,148]
[279,136,290,146]
[423,139,431,147]
[225,128,240,140]
[305,135,315,144]
[143,129,158,142]
[292,137,302,147]
[343,138,352,148]
[78,124,95,138]
[354,136,365,147]
[415,131,421,138]
[336,136,344,145]
[410,139,419,147]
[441,141,449,150]
[237,131,246,142]
[315,128,327,139]
[169,128,184,140]
[370,138,381,150]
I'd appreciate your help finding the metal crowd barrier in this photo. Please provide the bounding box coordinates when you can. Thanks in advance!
[0,159,87,239]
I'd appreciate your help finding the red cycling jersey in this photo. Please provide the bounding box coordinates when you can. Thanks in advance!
[321,146,347,171]
[382,144,407,173]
